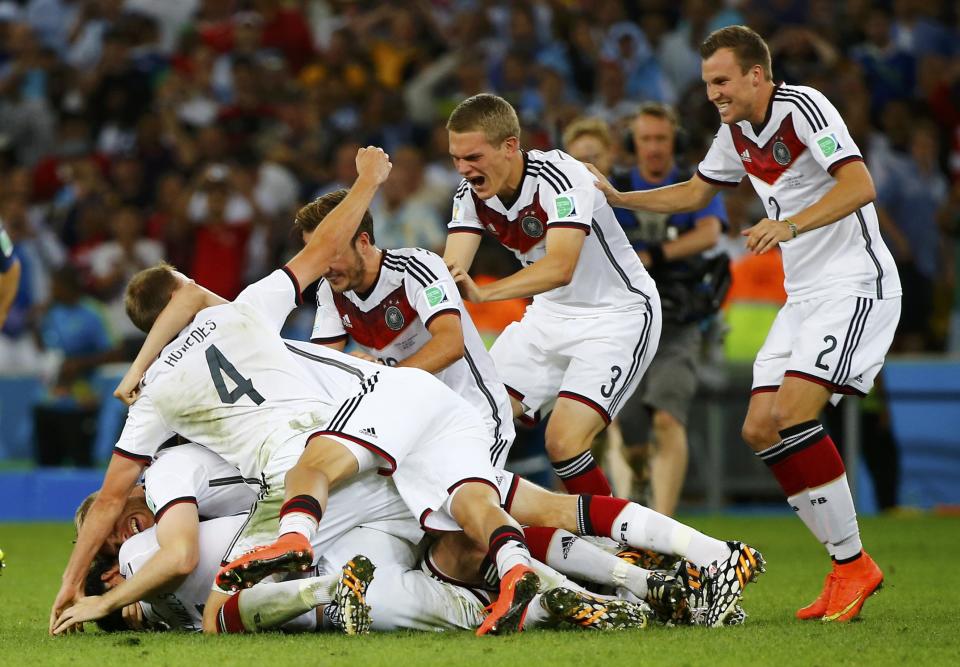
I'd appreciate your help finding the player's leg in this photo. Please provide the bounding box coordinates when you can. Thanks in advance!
[544,398,612,495]
[446,481,540,636]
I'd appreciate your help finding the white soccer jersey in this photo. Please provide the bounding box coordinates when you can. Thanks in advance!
[145,442,258,520]
[449,149,655,314]
[120,514,247,631]
[113,269,338,480]
[697,83,900,302]
[310,248,514,462]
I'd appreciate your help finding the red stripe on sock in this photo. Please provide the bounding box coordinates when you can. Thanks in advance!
[767,455,808,496]
[793,434,846,487]
[561,466,612,496]
[587,496,630,537]
[217,594,246,634]
[522,526,558,562]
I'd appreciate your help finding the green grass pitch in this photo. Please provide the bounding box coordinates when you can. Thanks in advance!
[1,514,958,666]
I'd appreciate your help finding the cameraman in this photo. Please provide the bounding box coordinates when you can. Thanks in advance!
[611,103,728,515]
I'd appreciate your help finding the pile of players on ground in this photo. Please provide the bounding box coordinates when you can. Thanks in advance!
[49,139,763,638]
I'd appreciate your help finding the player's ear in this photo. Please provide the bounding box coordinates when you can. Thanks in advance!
[502,136,520,155]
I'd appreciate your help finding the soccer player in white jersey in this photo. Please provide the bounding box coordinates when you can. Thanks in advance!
[297,189,515,466]
[52,148,540,638]
[593,26,900,623]
[443,93,661,497]
[53,443,258,633]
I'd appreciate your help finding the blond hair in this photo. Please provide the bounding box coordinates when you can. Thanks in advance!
[74,491,99,534]
[562,117,613,151]
[447,93,521,146]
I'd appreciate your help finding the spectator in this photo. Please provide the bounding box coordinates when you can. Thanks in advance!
[0,212,20,329]
[33,264,118,466]
[876,121,949,351]
[370,145,446,253]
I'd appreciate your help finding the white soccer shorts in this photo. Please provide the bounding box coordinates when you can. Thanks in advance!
[752,295,901,402]
[490,298,661,424]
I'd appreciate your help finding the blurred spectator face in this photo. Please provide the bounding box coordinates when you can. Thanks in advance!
[111,207,142,244]
[198,126,228,161]
[383,146,424,201]
[566,133,613,176]
[865,10,892,47]
[51,265,82,305]
[701,48,765,125]
[910,124,938,167]
[597,61,626,102]
[333,143,361,185]
[448,129,518,201]
[234,12,263,52]
[632,113,675,176]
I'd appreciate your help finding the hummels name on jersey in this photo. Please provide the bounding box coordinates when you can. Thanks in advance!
[164,320,218,368]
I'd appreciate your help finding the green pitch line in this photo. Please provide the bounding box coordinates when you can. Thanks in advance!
[1,516,958,667]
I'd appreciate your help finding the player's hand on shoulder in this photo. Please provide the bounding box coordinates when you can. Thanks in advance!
[447,265,484,303]
[356,146,393,185]
[584,163,622,206]
[743,217,792,255]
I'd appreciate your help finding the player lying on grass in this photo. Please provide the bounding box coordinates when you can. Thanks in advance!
[76,504,655,635]
[54,147,542,638]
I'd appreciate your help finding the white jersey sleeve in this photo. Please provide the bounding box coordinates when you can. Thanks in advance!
[697,127,747,188]
[234,267,303,332]
[792,86,863,175]
[144,448,206,519]
[405,251,462,328]
[113,393,175,465]
[310,278,348,343]
[448,180,483,234]
[538,159,594,233]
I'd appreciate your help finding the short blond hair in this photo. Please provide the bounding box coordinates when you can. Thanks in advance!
[562,117,613,151]
[447,93,521,146]
[75,491,99,534]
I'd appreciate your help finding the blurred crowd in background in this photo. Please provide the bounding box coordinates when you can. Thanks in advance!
[0,0,958,468]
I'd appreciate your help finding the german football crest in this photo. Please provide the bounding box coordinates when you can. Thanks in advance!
[773,139,791,166]
[520,214,544,237]
[384,305,404,330]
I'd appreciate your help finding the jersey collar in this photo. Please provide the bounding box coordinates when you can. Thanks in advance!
[353,249,386,302]
[749,81,782,137]
[496,151,529,211]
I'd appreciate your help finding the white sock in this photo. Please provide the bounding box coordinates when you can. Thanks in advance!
[788,490,836,557]
[615,503,730,568]
[237,575,336,631]
[541,529,649,598]
[494,541,531,578]
[809,475,862,560]
[278,512,318,540]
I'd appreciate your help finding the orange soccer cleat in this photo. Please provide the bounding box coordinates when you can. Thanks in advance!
[796,566,837,620]
[216,532,314,592]
[821,552,884,623]
[475,564,540,636]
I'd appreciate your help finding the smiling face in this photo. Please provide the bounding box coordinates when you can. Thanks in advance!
[101,490,155,557]
[448,130,520,201]
[701,47,766,125]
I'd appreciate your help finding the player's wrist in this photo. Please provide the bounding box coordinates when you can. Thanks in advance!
[782,218,799,239]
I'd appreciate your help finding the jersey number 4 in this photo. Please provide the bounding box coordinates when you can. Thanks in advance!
[205,345,265,405]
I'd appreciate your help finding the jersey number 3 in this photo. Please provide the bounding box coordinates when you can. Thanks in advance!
[206,345,265,405]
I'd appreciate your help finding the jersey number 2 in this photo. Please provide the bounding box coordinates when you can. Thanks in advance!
[815,335,837,371]
[205,345,265,405]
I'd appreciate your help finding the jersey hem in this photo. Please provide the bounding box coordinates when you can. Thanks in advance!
[113,447,153,465]
[557,390,612,425]
[826,155,863,175]
[309,430,396,475]
[783,370,866,397]
[154,496,198,520]
[424,308,461,329]
[447,226,483,235]
[310,334,349,344]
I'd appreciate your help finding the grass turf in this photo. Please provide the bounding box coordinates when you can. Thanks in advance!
[1,515,958,666]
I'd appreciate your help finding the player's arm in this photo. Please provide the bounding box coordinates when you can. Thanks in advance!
[50,454,146,634]
[442,231,482,274]
[449,227,584,302]
[744,161,876,254]
[589,163,719,214]
[314,337,348,352]
[0,255,20,328]
[114,281,226,404]
[52,503,200,634]
[396,312,464,373]
[286,148,392,289]
[660,215,723,262]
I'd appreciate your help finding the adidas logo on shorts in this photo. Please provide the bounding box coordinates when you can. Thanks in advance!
[359,427,378,438]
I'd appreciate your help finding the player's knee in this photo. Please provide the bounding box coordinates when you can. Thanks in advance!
[741,417,777,450]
